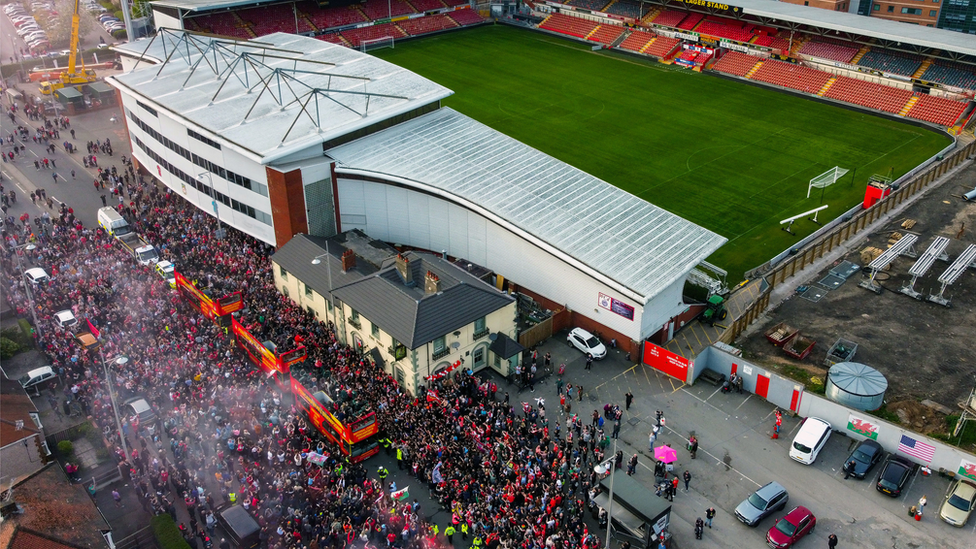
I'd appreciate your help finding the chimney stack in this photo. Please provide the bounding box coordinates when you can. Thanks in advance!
[395,254,413,286]
[341,250,356,272]
[424,270,440,295]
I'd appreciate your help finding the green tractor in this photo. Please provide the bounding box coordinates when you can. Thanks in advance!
[701,294,728,326]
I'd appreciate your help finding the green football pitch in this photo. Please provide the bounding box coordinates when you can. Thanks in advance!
[373,24,952,280]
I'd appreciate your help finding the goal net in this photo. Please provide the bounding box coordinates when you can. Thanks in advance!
[361,36,395,53]
[807,166,849,198]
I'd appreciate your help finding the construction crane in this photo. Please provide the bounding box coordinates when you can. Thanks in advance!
[39,0,97,95]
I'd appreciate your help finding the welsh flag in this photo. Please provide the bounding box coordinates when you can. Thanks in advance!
[391,486,410,501]
[958,458,976,482]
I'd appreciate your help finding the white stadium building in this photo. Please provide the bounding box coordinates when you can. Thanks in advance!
[110,30,726,354]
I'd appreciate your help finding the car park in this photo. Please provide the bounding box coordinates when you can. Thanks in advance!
[766,506,816,549]
[54,310,79,330]
[876,455,914,497]
[567,327,606,359]
[734,481,789,526]
[939,479,976,527]
[24,267,50,285]
[19,366,57,390]
[789,417,831,465]
[843,439,884,479]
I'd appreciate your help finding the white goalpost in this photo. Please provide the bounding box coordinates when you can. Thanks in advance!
[361,36,395,53]
[807,166,849,198]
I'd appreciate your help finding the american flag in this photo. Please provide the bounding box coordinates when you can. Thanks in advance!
[898,434,935,462]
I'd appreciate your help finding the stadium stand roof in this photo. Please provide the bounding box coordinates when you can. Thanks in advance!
[729,0,976,57]
[150,0,266,12]
[109,31,452,164]
[326,107,727,303]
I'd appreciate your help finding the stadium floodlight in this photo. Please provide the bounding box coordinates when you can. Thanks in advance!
[780,205,828,235]
[808,166,849,199]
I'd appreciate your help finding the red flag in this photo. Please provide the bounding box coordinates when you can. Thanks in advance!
[86,318,100,339]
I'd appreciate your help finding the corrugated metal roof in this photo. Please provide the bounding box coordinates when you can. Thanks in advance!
[733,0,976,57]
[108,32,452,164]
[331,251,515,349]
[327,108,726,302]
[151,0,268,12]
[828,362,888,396]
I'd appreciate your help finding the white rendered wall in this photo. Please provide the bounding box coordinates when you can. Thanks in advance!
[335,178,686,343]
[119,90,277,245]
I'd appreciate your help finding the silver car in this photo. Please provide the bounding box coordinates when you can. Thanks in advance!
[734,481,789,526]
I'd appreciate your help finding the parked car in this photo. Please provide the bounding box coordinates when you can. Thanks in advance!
[940,479,976,527]
[876,455,915,497]
[843,439,884,479]
[765,506,816,549]
[124,396,158,435]
[567,327,606,360]
[734,481,789,526]
[54,309,78,330]
[24,267,50,285]
[19,366,56,390]
[789,417,831,465]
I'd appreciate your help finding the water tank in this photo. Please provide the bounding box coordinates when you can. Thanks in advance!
[825,362,887,411]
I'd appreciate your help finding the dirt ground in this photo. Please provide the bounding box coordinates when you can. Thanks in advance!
[738,161,976,414]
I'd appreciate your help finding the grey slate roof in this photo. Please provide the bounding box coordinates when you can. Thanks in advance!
[488,332,524,360]
[332,251,515,350]
[270,233,383,298]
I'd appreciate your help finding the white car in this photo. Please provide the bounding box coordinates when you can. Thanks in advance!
[54,309,78,330]
[24,267,50,285]
[789,417,832,465]
[567,327,607,360]
[19,366,56,390]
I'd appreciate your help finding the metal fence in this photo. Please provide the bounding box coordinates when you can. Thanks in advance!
[719,139,976,344]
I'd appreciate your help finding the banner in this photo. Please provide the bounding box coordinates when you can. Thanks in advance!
[720,40,750,53]
[391,486,410,501]
[307,452,328,466]
[958,458,976,482]
[642,341,691,382]
[598,293,635,321]
[846,414,880,440]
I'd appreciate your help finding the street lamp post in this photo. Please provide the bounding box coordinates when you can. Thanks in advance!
[196,172,225,237]
[9,242,44,340]
[311,241,343,341]
[101,353,130,467]
[594,438,618,549]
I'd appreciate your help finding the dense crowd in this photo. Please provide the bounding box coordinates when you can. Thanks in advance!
[2,166,620,549]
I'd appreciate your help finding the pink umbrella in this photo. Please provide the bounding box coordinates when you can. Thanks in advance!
[654,445,677,464]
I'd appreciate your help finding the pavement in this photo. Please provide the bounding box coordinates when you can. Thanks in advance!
[3,79,973,549]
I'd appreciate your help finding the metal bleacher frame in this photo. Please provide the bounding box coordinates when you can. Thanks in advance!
[858,234,918,294]
[900,236,949,299]
[928,243,976,307]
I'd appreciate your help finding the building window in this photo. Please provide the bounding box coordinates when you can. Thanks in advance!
[349,308,361,329]
[327,299,333,312]
[282,286,289,298]
[804,1,808,5]
[304,283,313,297]
[930,9,937,14]
[432,336,449,359]
[873,3,880,9]
[279,266,288,280]
[307,306,314,316]
[473,317,489,340]
[887,5,894,11]
[371,321,380,338]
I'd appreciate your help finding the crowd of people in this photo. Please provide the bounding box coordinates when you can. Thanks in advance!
[2,122,651,549]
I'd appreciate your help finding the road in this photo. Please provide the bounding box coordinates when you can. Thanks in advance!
[2,79,974,549]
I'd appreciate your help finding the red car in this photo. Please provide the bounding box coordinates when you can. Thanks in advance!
[766,506,816,548]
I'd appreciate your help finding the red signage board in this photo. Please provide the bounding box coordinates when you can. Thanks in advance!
[642,341,692,382]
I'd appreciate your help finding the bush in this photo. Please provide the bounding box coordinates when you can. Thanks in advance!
[57,440,74,457]
[111,29,127,40]
[151,515,192,549]
[0,337,21,360]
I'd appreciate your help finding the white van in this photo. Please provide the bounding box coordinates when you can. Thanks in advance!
[789,417,832,465]
[97,207,132,237]
[54,309,78,331]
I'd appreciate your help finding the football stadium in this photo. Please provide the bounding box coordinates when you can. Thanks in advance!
[113,0,975,348]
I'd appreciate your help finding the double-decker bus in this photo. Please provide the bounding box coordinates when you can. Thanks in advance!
[174,272,244,323]
[290,376,380,463]
[230,316,307,376]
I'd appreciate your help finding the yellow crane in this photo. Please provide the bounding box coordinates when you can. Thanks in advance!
[39,0,97,95]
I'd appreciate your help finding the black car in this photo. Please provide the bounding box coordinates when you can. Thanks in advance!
[876,455,915,497]
[844,439,884,479]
